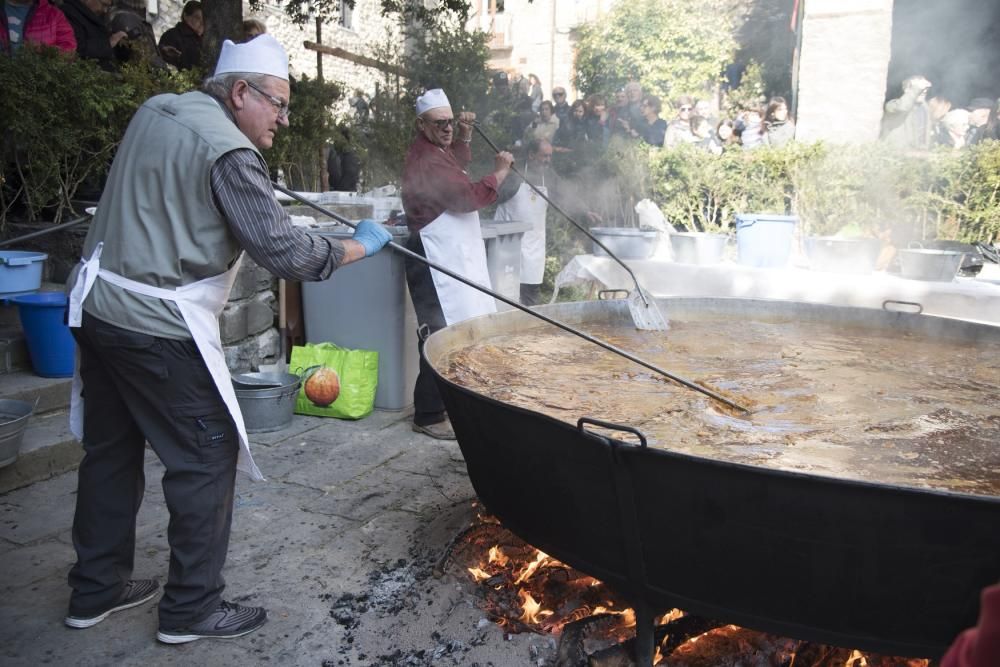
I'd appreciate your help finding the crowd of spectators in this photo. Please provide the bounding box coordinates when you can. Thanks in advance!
[485,74,805,159]
[1,0,268,70]
[488,71,999,161]
[881,75,1000,151]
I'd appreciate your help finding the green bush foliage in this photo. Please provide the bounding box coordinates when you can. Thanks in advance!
[266,75,343,191]
[573,0,736,102]
[0,49,197,226]
[637,141,1000,243]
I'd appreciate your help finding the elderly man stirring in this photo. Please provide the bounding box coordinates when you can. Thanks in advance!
[63,35,391,643]
[401,89,514,440]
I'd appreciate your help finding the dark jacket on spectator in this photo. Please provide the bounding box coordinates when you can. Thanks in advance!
[157,19,201,70]
[61,0,116,69]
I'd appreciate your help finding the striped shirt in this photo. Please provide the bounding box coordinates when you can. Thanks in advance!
[211,148,346,281]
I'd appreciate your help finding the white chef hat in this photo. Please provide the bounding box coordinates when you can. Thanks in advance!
[214,34,289,81]
[415,88,451,116]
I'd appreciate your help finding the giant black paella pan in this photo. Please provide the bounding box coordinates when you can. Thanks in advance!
[422,297,1000,658]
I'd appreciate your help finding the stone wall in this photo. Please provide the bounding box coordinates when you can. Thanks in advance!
[148,0,400,115]
[221,255,281,373]
[795,0,895,144]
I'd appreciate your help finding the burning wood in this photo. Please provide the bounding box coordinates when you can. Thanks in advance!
[439,512,935,666]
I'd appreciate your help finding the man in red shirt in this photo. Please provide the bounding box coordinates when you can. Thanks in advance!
[401,88,514,440]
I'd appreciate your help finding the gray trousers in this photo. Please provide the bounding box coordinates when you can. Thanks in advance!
[69,312,239,629]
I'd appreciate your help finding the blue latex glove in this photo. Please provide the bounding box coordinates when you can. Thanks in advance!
[352,220,392,257]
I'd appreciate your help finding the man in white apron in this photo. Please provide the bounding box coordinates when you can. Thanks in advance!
[400,88,515,440]
[62,35,390,643]
[494,138,554,306]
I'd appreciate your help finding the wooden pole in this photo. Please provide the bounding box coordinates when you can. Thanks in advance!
[303,41,406,78]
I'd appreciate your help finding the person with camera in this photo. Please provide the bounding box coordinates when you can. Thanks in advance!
[61,0,127,70]
[881,75,934,150]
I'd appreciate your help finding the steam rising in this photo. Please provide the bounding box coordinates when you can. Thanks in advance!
[887,0,1000,104]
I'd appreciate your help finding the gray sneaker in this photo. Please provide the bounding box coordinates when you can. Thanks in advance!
[65,579,160,629]
[157,600,267,644]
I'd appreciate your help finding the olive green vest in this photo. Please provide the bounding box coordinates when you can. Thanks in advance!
[73,91,262,339]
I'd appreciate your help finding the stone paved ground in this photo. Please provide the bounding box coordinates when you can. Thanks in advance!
[0,410,557,667]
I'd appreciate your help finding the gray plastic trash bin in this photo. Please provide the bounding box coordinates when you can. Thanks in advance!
[302,225,418,411]
[480,220,533,309]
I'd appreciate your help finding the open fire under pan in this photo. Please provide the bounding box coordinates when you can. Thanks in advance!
[422,297,1000,664]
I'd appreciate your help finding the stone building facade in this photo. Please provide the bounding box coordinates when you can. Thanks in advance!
[148,0,400,114]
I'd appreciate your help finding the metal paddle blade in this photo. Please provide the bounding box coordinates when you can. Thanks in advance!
[628,288,669,331]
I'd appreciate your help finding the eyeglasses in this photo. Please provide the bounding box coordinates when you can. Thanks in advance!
[424,118,455,130]
[246,81,290,119]
[679,106,693,112]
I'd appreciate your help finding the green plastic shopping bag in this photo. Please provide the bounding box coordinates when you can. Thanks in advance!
[290,342,378,419]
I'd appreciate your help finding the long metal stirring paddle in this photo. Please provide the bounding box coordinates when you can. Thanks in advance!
[273,182,751,414]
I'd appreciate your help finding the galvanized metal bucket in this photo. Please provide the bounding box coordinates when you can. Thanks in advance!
[0,399,34,468]
[898,248,964,282]
[232,372,301,433]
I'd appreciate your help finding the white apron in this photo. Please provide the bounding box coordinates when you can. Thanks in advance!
[495,170,547,284]
[67,242,263,481]
[418,209,497,326]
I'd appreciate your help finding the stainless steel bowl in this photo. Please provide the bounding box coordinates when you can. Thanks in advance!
[591,227,659,260]
[805,236,882,274]
[670,232,728,264]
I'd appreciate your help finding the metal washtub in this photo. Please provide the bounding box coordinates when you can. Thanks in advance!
[232,372,301,433]
[422,297,1000,660]
[0,399,34,468]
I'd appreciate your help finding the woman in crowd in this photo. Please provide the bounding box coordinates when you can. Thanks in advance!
[937,109,970,149]
[554,100,590,151]
[691,115,722,155]
[584,94,611,148]
[715,119,739,151]
[664,95,697,147]
[524,99,560,144]
[764,96,795,147]
[527,74,543,113]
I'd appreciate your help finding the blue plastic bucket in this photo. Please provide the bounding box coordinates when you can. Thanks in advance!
[735,214,798,268]
[10,293,75,378]
[0,251,48,297]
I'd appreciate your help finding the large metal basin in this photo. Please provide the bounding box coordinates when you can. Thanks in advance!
[423,297,1000,658]
[591,227,659,259]
[805,236,882,274]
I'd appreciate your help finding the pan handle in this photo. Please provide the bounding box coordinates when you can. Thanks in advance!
[882,299,923,314]
[598,289,630,301]
[577,417,648,448]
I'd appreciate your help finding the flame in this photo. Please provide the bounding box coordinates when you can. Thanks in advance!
[846,650,868,667]
[455,516,934,664]
[519,590,554,625]
[514,550,551,584]
[488,545,508,567]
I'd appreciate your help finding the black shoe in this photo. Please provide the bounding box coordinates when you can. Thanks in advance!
[65,579,160,629]
[412,418,456,440]
[157,600,267,644]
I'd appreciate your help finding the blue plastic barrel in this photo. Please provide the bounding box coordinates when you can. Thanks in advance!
[10,293,75,378]
[735,214,798,268]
